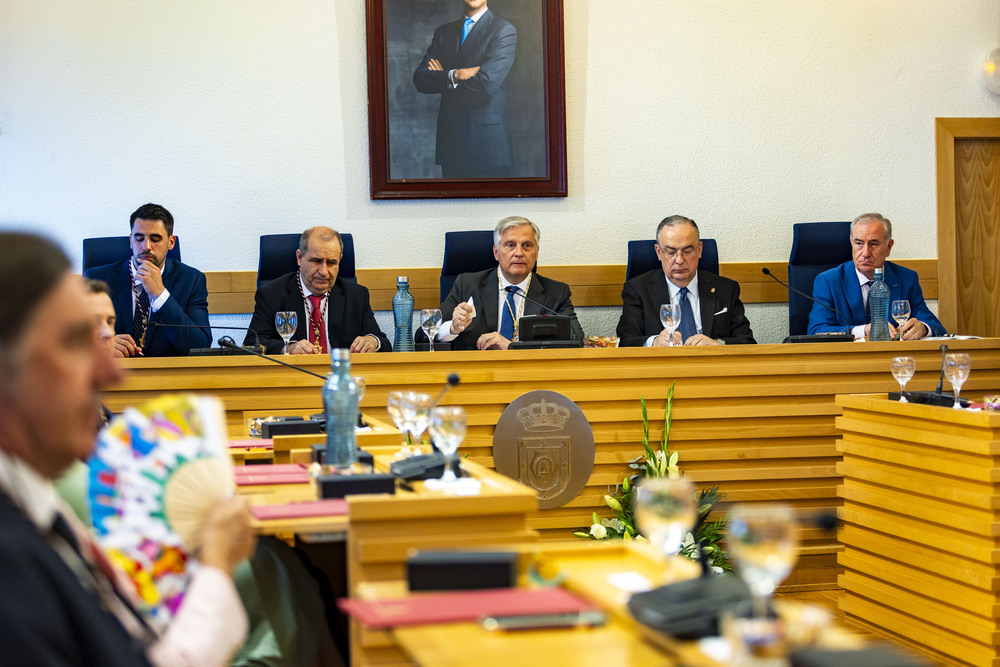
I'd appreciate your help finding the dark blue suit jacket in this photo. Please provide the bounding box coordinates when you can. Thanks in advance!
[413,8,517,173]
[0,490,152,666]
[244,272,391,354]
[85,258,211,356]
[807,260,946,336]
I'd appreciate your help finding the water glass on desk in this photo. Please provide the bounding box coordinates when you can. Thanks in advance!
[890,356,915,402]
[275,311,297,355]
[420,308,442,352]
[945,353,971,409]
[659,303,682,346]
[891,300,910,340]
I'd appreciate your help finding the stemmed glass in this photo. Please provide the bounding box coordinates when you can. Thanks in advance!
[421,308,443,352]
[891,300,911,340]
[399,391,434,448]
[728,503,799,621]
[386,391,408,447]
[633,477,697,557]
[427,406,466,484]
[945,353,971,410]
[890,356,915,402]
[659,303,682,347]
[275,311,297,355]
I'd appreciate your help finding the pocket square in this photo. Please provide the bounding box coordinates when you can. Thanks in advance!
[714,307,728,316]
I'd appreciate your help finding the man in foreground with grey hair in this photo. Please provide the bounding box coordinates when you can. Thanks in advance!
[437,216,584,350]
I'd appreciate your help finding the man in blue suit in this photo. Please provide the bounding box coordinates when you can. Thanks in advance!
[808,213,945,339]
[85,203,210,357]
[413,0,517,178]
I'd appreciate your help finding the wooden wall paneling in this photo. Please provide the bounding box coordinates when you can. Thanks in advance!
[197,260,938,314]
[936,117,1000,336]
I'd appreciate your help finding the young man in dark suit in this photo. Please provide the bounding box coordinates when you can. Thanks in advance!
[84,203,210,357]
[617,216,756,347]
[245,226,390,354]
[413,0,517,178]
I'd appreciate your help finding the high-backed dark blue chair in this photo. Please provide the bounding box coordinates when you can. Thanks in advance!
[625,238,719,282]
[257,233,356,289]
[439,230,498,303]
[82,236,182,272]
[787,221,852,336]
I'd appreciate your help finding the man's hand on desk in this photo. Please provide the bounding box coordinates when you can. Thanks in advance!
[477,331,511,350]
[898,318,930,340]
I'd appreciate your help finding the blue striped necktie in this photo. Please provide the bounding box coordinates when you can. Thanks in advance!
[462,17,474,43]
[499,289,516,339]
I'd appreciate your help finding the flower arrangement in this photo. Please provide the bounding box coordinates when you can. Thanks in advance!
[573,383,731,572]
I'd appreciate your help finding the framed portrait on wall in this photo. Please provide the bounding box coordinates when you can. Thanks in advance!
[365,0,567,199]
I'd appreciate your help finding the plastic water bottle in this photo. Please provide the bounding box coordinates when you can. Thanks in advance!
[392,276,415,352]
[323,349,358,469]
[868,268,891,341]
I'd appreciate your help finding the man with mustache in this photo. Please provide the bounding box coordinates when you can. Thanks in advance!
[85,203,210,357]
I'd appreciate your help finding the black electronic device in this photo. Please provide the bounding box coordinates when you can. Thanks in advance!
[407,550,518,591]
[262,418,324,438]
[782,333,855,344]
[504,285,582,346]
[317,472,396,498]
[389,452,462,481]
[627,575,753,639]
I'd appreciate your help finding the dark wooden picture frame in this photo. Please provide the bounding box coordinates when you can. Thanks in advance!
[366,0,567,199]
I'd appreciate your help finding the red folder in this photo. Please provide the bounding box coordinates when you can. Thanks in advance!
[338,587,595,628]
[229,438,274,449]
[233,463,310,486]
[250,499,348,520]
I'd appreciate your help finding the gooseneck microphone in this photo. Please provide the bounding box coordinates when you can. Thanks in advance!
[218,337,326,380]
[431,373,461,409]
[761,267,854,340]
[935,343,948,394]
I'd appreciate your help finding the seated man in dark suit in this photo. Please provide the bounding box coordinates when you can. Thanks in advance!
[0,232,254,666]
[437,216,584,350]
[808,213,945,339]
[84,203,210,357]
[246,226,390,354]
[617,216,755,346]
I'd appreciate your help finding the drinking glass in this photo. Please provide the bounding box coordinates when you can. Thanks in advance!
[428,406,466,483]
[728,503,799,621]
[275,311,297,355]
[659,303,682,346]
[420,308,443,352]
[633,477,697,557]
[890,356,915,402]
[891,300,911,340]
[945,352,971,410]
[399,391,434,446]
[386,391,407,446]
[352,376,366,403]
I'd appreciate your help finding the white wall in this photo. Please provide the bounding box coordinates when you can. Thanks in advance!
[2,1,998,343]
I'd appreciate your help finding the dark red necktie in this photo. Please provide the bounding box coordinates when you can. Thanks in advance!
[308,295,327,353]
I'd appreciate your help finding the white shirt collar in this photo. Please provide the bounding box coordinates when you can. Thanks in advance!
[0,448,60,531]
[467,6,488,23]
[665,273,700,301]
[497,269,531,294]
[855,266,875,286]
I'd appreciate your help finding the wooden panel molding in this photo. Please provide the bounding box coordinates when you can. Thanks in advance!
[203,260,939,314]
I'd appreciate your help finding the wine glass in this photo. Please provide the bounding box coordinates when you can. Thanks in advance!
[945,352,971,410]
[728,503,799,621]
[891,300,911,340]
[890,356,915,402]
[633,477,697,557]
[399,391,434,447]
[421,308,443,352]
[428,406,467,483]
[386,391,408,447]
[659,303,682,346]
[275,311,297,355]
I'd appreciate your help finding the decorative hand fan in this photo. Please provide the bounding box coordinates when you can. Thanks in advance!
[87,394,233,629]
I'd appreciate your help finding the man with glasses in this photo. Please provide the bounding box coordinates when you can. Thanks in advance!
[617,215,755,346]
[85,203,210,357]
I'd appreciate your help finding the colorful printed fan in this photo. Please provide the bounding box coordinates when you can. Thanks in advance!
[88,394,233,629]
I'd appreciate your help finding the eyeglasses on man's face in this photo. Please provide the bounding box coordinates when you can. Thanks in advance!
[658,245,698,259]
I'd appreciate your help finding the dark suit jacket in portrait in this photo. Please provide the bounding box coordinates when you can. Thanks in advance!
[412,8,517,177]
[0,491,152,667]
[245,272,391,354]
[807,260,946,336]
[439,269,584,350]
[85,258,211,356]
[616,269,756,346]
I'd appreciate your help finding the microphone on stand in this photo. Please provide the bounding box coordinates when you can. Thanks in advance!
[147,322,263,355]
[431,373,461,409]
[760,268,853,342]
[218,337,326,380]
